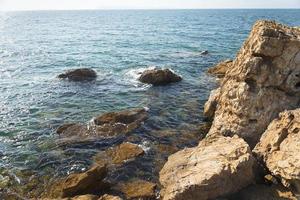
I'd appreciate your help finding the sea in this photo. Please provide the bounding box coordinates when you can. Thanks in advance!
[0,9,299,198]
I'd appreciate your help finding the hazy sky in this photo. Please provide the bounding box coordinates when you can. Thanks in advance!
[0,0,300,11]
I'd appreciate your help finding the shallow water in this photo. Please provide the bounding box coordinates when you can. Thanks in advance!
[0,9,299,198]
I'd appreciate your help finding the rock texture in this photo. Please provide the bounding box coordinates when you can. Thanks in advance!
[207,59,233,78]
[138,68,182,85]
[206,20,300,147]
[159,135,255,200]
[118,180,156,199]
[57,108,147,140]
[253,109,300,194]
[58,68,97,82]
[98,194,123,200]
[203,88,220,120]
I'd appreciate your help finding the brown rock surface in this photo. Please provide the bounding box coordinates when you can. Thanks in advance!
[118,180,156,199]
[98,194,123,200]
[206,20,300,147]
[207,59,233,78]
[203,88,220,120]
[138,68,182,85]
[253,109,300,194]
[58,68,97,82]
[159,135,255,200]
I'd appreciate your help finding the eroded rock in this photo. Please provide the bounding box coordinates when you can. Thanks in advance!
[253,109,300,194]
[138,68,182,85]
[203,88,220,120]
[118,180,156,199]
[159,135,255,200]
[206,20,300,147]
[58,68,97,82]
[207,59,233,78]
[98,194,123,200]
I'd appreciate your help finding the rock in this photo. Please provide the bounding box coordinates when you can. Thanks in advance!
[57,164,108,198]
[200,50,209,55]
[98,194,123,200]
[94,142,144,165]
[253,109,300,194]
[68,194,99,200]
[207,59,233,78]
[57,108,147,140]
[159,135,255,200]
[58,68,97,82]
[203,88,220,120]
[227,184,297,200]
[118,180,156,199]
[206,20,300,147]
[138,68,182,85]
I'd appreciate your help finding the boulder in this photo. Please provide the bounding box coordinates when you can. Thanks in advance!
[206,20,300,147]
[253,109,300,194]
[207,59,233,78]
[159,135,255,200]
[94,142,144,165]
[200,50,209,55]
[138,68,182,85]
[56,108,147,140]
[203,88,220,120]
[118,180,156,199]
[98,194,123,200]
[58,68,97,82]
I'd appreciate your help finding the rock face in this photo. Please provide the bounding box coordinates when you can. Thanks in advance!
[203,88,220,120]
[94,142,144,165]
[159,135,255,200]
[57,108,147,140]
[253,109,300,194]
[207,59,233,78]
[118,180,156,199]
[58,68,97,82]
[206,20,300,147]
[138,68,182,85]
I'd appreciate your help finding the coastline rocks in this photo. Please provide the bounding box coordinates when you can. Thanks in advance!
[253,109,300,194]
[58,68,97,82]
[138,68,182,85]
[159,135,255,200]
[206,20,300,147]
[207,59,233,78]
[203,88,220,120]
[57,108,147,140]
[94,142,144,165]
[118,180,156,199]
[98,194,123,200]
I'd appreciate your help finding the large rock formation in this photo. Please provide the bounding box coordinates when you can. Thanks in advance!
[58,68,97,82]
[138,68,182,85]
[207,59,233,78]
[206,20,300,147]
[159,135,255,200]
[253,109,300,194]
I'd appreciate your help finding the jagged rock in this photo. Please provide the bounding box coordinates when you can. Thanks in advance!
[253,109,300,194]
[50,164,108,198]
[98,194,123,200]
[206,20,300,147]
[118,180,156,199]
[58,68,97,82]
[159,135,255,200]
[138,68,182,85]
[207,59,233,78]
[94,142,144,165]
[56,108,147,140]
[203,88,220,120]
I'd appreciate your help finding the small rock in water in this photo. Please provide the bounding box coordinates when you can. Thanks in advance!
[200,50,209,55]
[118,180,156,199]
[57,68,97,82]
[138,68,182,86]
[207,59,233,78]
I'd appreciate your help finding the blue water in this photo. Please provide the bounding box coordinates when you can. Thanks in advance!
[0,9,299,198]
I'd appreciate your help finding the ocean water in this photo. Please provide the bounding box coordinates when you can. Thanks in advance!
[0,9,299,198]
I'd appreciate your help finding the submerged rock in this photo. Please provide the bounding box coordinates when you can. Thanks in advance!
[206,20,300,147]
[138,68,182,85]
[200,50,209,55]
[94,142,144,165]
[207,59,233,78]
[58,68,97,82]
[159,135,255,200]
[118,180,156,199]
[253,109,300,194]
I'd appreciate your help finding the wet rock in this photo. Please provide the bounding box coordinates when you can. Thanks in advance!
[94,142,144,165]
[98,194,123,200]
[57,108,147,140]
[159,135,255,200]
[206,20,300,147]
[138,68,182,85]
[253,109,300,194]
[200,50,209,55]
[58,68,97,82]
[207,59,233,78]
[52,164,108,198]
[203,88,220,120]
[227,184,297,200]
[118,180,156,199]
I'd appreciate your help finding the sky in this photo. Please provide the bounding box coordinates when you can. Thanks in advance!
[0,0,300,11]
